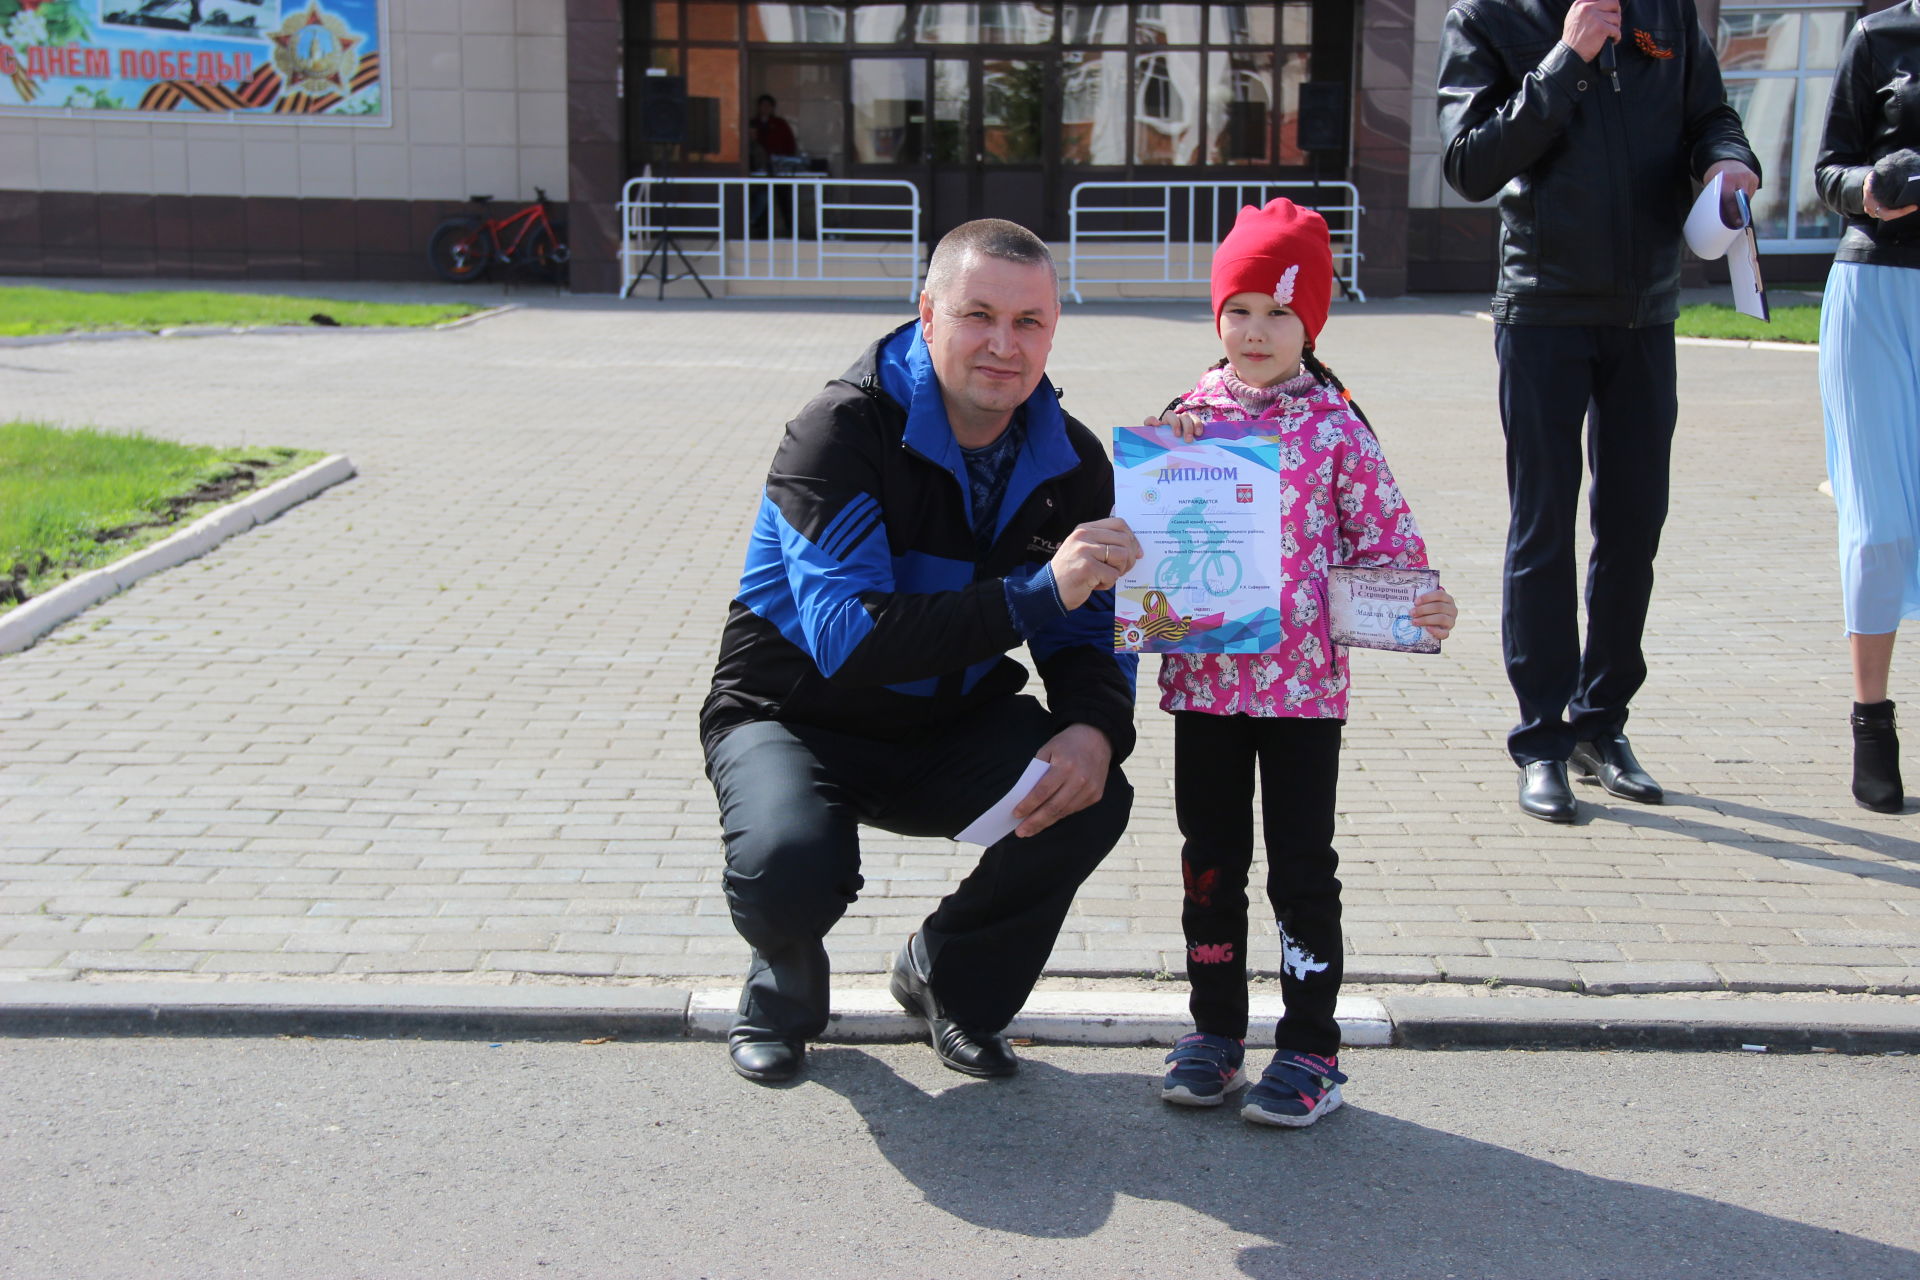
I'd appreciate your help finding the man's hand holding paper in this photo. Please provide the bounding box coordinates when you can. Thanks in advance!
[1686,168,1769,320]
[1051,517,1142,608]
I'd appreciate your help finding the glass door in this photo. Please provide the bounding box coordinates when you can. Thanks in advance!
[850,56,930,165]
[847,45,1061,240]
[978,56,1050,235]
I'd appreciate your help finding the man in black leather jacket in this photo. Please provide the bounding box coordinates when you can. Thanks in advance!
[1438,0,1760,822]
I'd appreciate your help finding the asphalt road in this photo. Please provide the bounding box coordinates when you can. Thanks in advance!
[4,1037,1917,1279]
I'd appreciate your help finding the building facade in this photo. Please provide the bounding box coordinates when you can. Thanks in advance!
[0,0,1890,294]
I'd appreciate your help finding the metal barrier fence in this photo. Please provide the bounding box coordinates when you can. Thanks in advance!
[1066,180,1366,303]
[619,174,923,300]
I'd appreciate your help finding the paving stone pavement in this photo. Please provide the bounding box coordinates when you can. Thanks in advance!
[3,293,1918,997]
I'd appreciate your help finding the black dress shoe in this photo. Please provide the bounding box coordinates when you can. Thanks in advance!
[889,935,1018,1078]
[728,1033,804,1083]
[1517,760,1576,823]
[1569,732,1664,804]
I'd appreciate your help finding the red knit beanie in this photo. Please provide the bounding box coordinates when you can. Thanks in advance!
[1210,198,1334,343]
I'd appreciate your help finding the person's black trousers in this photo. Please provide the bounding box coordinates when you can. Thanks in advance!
[1495,322,1679,766]
[705,695,1132,1043]
[1173,711,1343,1058]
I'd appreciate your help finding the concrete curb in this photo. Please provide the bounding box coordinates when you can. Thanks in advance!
[3,983,1914,1053]
[0,453,356,656]
[0,982,688,1040]
[0,305,517,348]
[1386,994,1920,1055]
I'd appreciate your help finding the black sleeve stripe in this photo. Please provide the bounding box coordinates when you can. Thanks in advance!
[813,491,880,558]
[823,507,884,562]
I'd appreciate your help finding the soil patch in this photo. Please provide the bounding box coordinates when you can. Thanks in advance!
[2,455,291,608]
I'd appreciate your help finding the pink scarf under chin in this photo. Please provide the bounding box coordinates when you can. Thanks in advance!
[1220,363,1314,417]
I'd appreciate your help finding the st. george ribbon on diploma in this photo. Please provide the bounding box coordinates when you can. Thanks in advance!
[1109,423,1286,654]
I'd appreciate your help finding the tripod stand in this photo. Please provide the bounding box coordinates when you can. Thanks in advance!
[624,162,712,300]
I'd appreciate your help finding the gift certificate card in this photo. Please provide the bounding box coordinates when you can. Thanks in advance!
[1327,565,1441,654]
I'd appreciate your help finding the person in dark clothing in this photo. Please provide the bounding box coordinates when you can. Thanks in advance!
[750,94,799,163]
[1438,0,1760,823]
[700,219,1143,1084]
[748,95,802,231]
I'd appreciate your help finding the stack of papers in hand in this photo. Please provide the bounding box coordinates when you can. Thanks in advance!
[1685,172,1769,322]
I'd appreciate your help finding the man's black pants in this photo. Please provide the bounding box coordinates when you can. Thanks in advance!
[1495,322,1678,765]
[1174,711,1343,1058]
[705,696,1132,1043]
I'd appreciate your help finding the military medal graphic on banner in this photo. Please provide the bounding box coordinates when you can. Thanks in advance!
[0,0,384,120]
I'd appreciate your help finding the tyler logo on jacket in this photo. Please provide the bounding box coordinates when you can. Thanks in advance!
[1280,926,1329,982]
[1025,535,1061,556]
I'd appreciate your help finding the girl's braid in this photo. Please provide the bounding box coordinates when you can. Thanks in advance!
[1302,345,1371,428]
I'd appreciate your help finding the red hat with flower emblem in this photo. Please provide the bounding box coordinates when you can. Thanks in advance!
[1209,198,1334,344]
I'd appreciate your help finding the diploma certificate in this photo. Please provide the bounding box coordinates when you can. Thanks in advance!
[1326,565,1441,655]
[1111,424,1285,654]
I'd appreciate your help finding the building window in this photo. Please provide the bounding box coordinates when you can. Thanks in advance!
[746,5,849,41]
[851,57,925,162]
[1062,48,1128,163]
[655,2,1321,173]
[1716,5,1854,251]
[1135,51,1202,164]
[983,58,1046,160]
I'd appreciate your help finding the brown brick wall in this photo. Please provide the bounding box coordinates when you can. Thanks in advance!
[0,190,552,283]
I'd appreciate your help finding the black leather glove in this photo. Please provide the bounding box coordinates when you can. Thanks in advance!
[1869,148,1920,208]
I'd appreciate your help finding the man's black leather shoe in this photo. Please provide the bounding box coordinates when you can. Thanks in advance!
[1518,760,1576,823]
[889,935,1018,1078]
[728,1033,804,1083]
[1569,733,1664,804]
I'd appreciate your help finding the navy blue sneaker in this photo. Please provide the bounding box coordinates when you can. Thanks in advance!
[1160,1032,1246,1107]
[1241,1049,1347,1128]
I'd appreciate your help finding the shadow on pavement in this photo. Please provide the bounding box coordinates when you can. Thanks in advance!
[1583,790,1920,890]
[810,1048,1918,1279]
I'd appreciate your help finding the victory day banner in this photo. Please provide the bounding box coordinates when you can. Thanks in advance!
[0,0,385,122]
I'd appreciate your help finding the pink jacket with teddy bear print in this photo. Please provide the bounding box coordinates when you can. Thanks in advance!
[1158,365,1428,720]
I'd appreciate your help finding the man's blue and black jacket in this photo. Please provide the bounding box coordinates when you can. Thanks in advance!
[700,321,1138,762]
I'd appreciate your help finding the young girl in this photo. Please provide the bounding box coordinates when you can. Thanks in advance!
[1146,199,1456,1127]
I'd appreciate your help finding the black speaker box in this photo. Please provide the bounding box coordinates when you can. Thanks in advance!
[640,74,688,145]
[1297,81,1348,154]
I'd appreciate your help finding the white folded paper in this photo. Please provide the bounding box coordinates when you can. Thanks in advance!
[1685,172,1769,321]
[1684,172,1741,258]
[953,757,1051,847]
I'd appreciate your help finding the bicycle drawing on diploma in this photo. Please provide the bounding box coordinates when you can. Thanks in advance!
[1155,498,1243,598]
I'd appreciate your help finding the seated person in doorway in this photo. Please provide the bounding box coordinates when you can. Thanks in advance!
[750,93,800,169]
[748,93,805,233]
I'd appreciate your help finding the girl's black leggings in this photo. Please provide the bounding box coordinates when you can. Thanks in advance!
[1173,710,1344,1057]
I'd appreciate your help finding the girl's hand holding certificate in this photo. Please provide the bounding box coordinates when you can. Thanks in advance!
[1143,410,1206,442]
[1410,587,1457,642]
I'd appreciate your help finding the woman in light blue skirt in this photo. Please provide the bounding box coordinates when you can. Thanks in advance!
[1815,2,1920,812]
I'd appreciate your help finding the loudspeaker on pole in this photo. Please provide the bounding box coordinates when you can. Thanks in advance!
[639,74,689,145]
[1296,81,1348,154]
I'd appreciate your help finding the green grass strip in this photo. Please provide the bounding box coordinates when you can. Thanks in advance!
[1675,302,1819,345]
[0,285,481,337]
[0,421,323,611]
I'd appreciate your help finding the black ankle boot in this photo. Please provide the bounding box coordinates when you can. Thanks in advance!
[1852,700,1903,813]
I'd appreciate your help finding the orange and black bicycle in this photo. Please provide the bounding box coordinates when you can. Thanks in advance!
[427,188,569,284]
